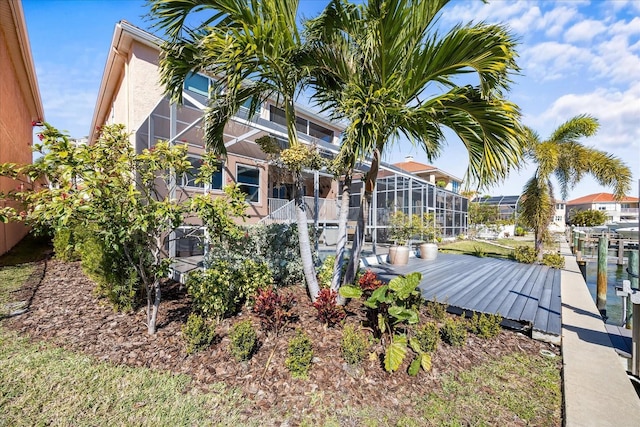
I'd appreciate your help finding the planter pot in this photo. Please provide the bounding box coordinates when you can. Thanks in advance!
[419,242,438,261]
[389,245,410,265]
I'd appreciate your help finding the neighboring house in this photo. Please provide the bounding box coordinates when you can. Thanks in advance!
[566,193,639,225]
[549,200,566,233]
[90,21,468,255]
[0,0,44,256]
[392,156,462,193]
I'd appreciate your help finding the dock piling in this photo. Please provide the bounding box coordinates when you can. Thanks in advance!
[597,236,608,318]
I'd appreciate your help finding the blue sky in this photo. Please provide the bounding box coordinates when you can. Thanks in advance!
[22,0,640,201]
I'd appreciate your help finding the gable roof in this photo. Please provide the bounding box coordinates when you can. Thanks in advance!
[567,192,639,205]
[392,158,462,182]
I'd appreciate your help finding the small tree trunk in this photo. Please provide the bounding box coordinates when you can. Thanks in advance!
[147,279,161,334]
[535,230,544,261]
[332,172,352,304]
[294,172,320,301]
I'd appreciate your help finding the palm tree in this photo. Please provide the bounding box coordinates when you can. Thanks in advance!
[519,115,632,259]
[148,0,323,300]
[305,0,526,287]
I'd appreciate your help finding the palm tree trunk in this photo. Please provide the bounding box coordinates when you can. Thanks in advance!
[343,149,380,286]
[331,172,352,304]
[294,171,320,301]
[535,230,544,262]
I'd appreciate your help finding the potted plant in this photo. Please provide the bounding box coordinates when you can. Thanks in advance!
[417,212,440,261]
[388,211,417,265]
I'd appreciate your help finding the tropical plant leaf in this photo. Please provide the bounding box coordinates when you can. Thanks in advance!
[388,272,422,300]
[409,337,422,354]
[420,353,432,372]
[384,334,408,373]
[339,284,363,299]
[388,306,419,324]
[364,284,389,308]
[408,356,421,376]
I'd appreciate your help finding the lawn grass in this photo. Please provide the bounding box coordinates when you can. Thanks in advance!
[0,233,51,267]
[0,264,35,317]
[439,240,514,259]
[418,352,561,426]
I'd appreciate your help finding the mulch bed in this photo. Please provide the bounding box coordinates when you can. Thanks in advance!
[4,259,561,424]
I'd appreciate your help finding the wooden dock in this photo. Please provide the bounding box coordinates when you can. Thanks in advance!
[373,252,562,343]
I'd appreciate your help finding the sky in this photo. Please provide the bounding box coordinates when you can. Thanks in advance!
[21,0,640,202]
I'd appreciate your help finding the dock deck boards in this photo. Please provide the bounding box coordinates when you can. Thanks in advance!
[374,252,561,337]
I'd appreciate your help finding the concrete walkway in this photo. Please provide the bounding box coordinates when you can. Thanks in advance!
[561,240,640,426]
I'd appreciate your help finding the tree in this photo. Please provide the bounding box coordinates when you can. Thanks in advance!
[519,115,631,259]
[569,209,607,227]
[468,202,501,226]
[149,0,324,301]
[305,0,526,287]
[0,123,244,334]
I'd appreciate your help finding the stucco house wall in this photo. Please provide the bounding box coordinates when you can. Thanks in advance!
[0,0,44,256]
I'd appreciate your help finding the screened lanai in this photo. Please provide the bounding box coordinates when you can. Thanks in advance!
[476,195,521,222]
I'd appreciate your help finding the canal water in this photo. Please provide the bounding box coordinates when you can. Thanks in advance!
[584,259,633,325]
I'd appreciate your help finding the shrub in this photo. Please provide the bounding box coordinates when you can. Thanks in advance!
[469,312,502,339]
[317,255,335,289]
[248,224,316,286]
[440,318,467,347]
[229,319,258,361]
[182,313,216,355]
[358,269,383,293]
[252,287,297,334]
[187,258,271,319]
[542,252,565,269]
[312,288,346,327]
[52,226,80,262]
[424,297,448,321]
[341,324,369,366]
[472,245,486,258]
[413,322,440,353]
[513,245,537,264]
[514,226,526,237]
[285,329,313,378]
[77,231,143,312]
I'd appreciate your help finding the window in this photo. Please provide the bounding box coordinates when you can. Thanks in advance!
[184,72,209,96]
[237,164,260,202]
[269,105,287,127]
[451,181,460,194]
[183,156,224,190]
[308,121,334,143]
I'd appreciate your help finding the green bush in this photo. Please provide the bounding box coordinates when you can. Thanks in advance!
[440,318,467,347]
[542,252,565,269]
[317,255,335,289]
[52,227,81,262]
[513,245,537,264]
[424,297,448,321]
[414,322,440,353]
[182,313,216,355]
[472,245,486,258]
[285,329,314,379]
[514,226,526,237]
[229,320,258,361]
[187,258,271,319]
[76,230,143,312]
[469,312,502,339]
[341,324,369,366]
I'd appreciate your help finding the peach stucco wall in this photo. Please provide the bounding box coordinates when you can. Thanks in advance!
[0,30,33,255]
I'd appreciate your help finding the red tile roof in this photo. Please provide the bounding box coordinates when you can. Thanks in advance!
[393,160,436,173]
[567,192,639,205]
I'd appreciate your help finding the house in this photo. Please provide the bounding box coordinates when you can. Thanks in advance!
[391,155,462,193]
[0,0,45,256]
[89,21,468,255]
[566,193,639,225]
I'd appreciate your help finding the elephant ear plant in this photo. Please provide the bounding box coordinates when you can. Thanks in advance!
[340,271,425,373]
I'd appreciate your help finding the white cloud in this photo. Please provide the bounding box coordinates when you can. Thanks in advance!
[522,41,593,81]
[610,16,640,37]
[536,82,640,153]
[564,19,607,43]
[541,5,578,37]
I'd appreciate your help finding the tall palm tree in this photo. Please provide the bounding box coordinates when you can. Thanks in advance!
[305,0,526,287]
[520,115,632,259]
[148,0,323,299]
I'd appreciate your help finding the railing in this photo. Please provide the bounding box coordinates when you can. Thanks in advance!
[621,208,639,214]
[259,197,343,224]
